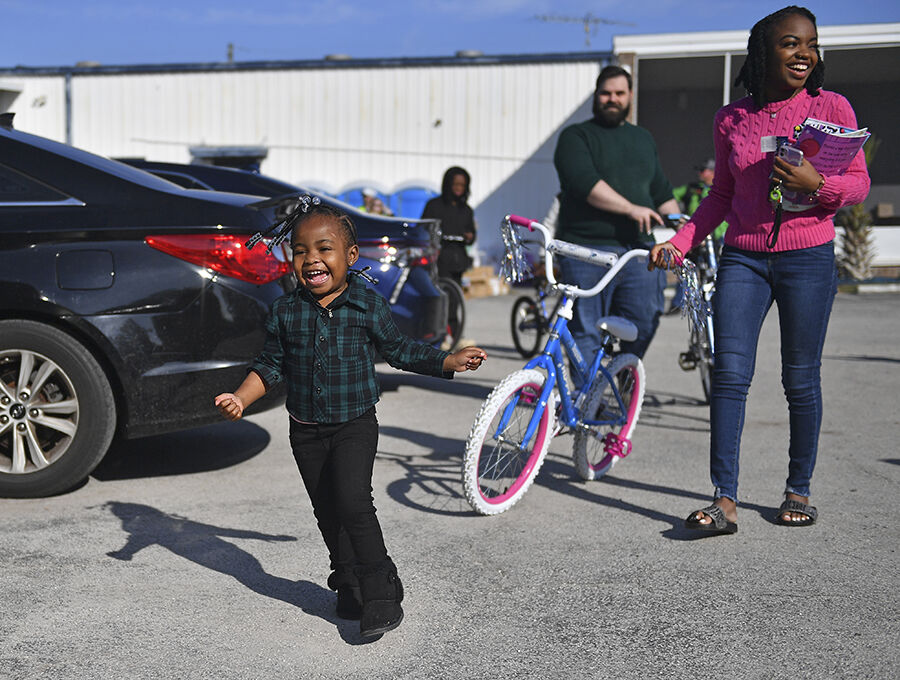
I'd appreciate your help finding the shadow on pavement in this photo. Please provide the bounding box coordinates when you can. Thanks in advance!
[103,501,377,646]
[379,429,777,539]
[823,353,900,364]
[535,456,774,540]
[377,371,493,400]
[92,420,270,481]
[379,425,473,517]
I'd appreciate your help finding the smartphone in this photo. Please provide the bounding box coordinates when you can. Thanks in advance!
[778,144,804,166]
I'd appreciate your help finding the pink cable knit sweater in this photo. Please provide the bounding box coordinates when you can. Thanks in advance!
[670,89,871,254]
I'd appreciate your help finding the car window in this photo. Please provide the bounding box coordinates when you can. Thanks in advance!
[0,163,82,205]
[149,171,213,190]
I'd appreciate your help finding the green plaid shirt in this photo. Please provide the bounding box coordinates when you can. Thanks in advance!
[250,276,452,424]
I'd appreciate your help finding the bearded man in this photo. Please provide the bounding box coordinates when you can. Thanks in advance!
[553,65,680,360]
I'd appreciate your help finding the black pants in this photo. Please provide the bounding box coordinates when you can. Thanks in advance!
[289,407,388,585]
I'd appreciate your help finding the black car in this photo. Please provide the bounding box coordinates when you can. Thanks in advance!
[0,119,297,497]
[118,160,451,344]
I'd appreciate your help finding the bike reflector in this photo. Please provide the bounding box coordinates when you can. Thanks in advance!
[145,234,291,285]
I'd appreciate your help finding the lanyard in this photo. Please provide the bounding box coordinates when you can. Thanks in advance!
[767,181,783,249]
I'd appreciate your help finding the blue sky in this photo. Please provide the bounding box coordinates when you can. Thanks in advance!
[2,0,898,68]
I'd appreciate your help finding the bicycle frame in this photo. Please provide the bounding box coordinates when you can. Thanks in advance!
[493,215,647,452]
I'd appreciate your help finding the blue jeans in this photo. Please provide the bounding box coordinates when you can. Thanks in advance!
[710,243,837,501]
[559,245,665,360]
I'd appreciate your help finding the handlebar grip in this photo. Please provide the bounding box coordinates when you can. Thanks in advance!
[547,240,618,268]
[507,214,535,230]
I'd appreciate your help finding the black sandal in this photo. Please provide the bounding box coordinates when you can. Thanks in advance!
[685,504,738,534]
[776,499,817,526]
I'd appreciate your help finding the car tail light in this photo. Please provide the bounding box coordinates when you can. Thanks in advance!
[145,234,291,285]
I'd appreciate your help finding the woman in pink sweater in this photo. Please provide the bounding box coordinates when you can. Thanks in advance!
[650,6,870,534]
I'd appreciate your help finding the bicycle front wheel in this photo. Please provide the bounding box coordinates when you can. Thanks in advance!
[573,354,645,481]
[510,296,544,358]
[463,369,557,515]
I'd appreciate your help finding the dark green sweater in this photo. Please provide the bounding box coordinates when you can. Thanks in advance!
[553,119,673,247]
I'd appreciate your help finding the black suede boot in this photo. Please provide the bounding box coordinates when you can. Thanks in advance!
[327,570,362,620]
[355,559,404,638]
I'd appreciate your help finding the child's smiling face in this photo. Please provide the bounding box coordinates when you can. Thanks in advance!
[291,215,359,307]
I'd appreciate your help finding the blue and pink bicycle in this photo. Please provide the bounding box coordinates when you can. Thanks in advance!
[462,215,649,515]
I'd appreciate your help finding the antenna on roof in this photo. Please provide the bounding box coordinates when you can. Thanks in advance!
[534,13,635,48]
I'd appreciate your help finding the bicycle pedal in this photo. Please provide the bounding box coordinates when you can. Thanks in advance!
[678,352,698,371]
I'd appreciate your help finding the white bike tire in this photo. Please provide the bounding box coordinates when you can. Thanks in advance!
[462,369,557,515]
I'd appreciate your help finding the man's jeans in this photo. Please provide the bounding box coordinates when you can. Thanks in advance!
[559,245,665,360]
[710,243,837,501]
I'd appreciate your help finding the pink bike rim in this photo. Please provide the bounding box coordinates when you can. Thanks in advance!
[481,382,549,505]
[589,364,640,472]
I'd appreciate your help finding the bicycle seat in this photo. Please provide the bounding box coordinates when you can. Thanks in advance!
[596,316,638,342]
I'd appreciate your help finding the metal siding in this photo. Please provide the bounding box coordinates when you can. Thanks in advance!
[3,76,67,141]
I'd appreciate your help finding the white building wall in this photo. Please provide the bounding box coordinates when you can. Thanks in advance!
[38,62,600,202]
[2,76,66,141]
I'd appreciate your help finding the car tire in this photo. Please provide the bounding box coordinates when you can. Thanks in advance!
[0,320,116,498]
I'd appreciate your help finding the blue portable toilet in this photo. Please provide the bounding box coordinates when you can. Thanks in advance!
[390,184,440,218]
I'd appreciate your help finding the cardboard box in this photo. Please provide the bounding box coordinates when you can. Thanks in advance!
[462,266,509,298]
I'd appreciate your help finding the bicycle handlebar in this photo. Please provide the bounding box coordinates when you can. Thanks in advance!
[504,214,648,299]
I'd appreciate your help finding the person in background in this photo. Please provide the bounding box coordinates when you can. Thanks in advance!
[421,166,476,285]
[650,5,870,534]
[359,188,393,216]
[553,65,681,360]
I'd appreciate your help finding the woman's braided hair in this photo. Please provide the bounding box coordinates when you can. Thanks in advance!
[734,5,825,108]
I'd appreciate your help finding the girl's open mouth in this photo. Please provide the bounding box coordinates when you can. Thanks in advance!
[304,269,330,286]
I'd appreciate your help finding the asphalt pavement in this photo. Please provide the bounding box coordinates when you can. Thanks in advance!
[1,290,898,680]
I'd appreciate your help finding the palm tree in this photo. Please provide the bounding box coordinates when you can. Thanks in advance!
[836,135,880,281]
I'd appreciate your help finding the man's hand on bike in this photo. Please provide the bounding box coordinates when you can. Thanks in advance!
[627,205,664,234]
[648,242,684,271]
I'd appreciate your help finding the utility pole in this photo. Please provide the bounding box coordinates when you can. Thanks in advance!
[534,13,635,48]
[227,43,234,63]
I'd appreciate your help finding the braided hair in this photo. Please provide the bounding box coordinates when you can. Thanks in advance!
[290,202,358,247]
[245,195,357,253]
[734,5,825,108]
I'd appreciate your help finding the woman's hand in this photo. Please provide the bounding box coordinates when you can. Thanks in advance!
[648,242,684,271]
[773,156,824,194]
[444,347,487,372]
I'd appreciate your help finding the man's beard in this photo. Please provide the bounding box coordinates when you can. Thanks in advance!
[594,102,630,127]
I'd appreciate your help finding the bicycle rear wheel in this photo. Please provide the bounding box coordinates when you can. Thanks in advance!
[691,322,714,404]
[438,277,466,349]
[463,369,557,515]
[572,354,645,481]
[510,296,544,358]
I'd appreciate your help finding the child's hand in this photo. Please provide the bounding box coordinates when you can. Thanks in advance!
[444,346,487,372]
[215,393,245,421]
